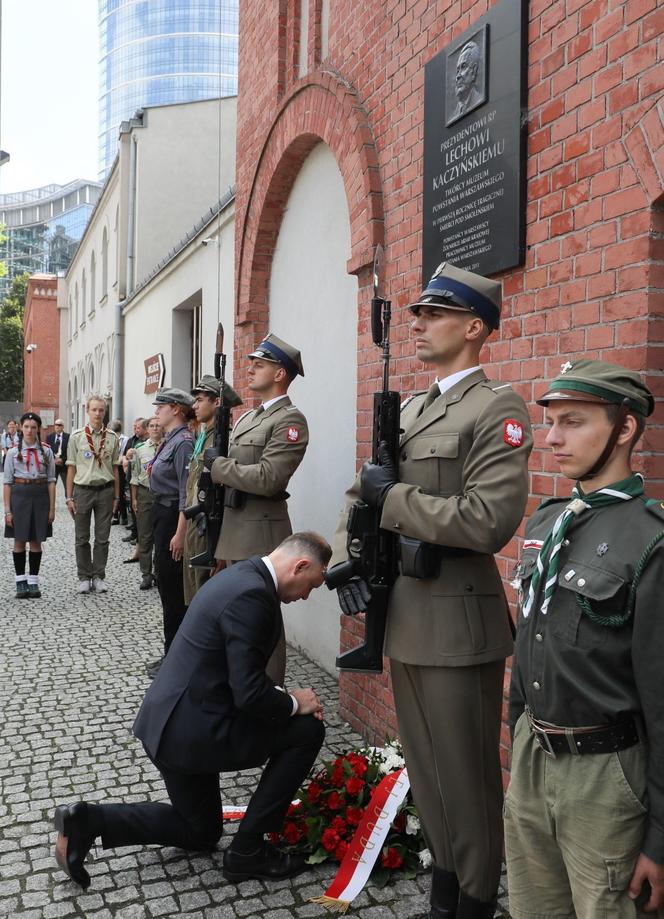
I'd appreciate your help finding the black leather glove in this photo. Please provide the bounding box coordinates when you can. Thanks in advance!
[203,448,217,470]
[360,442,399,508]
[337,577,372,615]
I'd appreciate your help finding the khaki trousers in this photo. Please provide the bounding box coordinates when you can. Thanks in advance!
[505,714,662,919]
[183,520,211,606]
[390,658,505,903]
[135,486,155,577]
[73,484,114,581]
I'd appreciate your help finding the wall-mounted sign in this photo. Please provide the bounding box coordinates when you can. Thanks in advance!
[422,0,527,281]
[144,353,166,394]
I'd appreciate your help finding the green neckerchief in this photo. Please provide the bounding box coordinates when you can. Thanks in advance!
[192,428,209,460]
[522,473,644,619]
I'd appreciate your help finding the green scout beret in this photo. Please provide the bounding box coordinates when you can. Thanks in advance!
[152,387,195,408]
[249,333,304,377]
[537,359,654,417]
[191,375,243,407]
[409,261,501,331]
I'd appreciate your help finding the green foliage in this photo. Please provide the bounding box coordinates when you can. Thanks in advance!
[0,272,29,401]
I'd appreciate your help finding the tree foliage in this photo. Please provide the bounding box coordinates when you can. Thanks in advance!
[0,272,29,401]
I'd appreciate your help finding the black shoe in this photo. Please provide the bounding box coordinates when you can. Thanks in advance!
[53,802,98,890]
[139,574,154,590]
[123,555,140,564]
[431,865,460,917]
[15,581,30,599]
[119,517,128,526]
[456,892,496,919]
[121,535,134,543]
[27,583,42,599]
[146,657,164,679]
[110,517,120,526]
[222,841,307,882]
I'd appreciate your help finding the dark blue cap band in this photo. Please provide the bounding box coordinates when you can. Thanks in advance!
[425,277,500,330]
[256,341,300,378]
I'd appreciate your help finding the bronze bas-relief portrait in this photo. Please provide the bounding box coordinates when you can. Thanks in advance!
[446,26,488,127]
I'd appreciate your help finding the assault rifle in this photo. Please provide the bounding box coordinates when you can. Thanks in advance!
[184,323,241,567]
[324,245,400,673]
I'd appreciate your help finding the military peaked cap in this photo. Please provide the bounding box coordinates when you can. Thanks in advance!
[249,333,304,377]
[409,261,501,331]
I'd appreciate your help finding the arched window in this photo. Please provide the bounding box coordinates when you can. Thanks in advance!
[101,227,109,298]
[90,251,96,312]
[81,270,87,319]
[74,283,79,329]
[69,295,73,338]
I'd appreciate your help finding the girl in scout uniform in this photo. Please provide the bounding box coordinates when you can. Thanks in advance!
[3,412,56,598]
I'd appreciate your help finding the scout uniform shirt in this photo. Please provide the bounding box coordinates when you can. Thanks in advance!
[3,443,56,483]
[331,369,533,666]
[149,425,194,510]
[131,439,158,488]
[211,395,308,560]
[186,425,214,509]
[509,494,664,862]
[66,427,120,483]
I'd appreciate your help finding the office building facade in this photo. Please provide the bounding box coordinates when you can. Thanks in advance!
[98,0,238,176]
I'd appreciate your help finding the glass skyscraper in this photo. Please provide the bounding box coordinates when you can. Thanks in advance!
[0,181,102,299]
[98,0,239,177]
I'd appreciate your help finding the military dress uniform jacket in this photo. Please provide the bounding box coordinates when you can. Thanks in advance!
[331,369,532,667]
[509,495,664,862]
[133,557,293,773]
[211,397,308,560]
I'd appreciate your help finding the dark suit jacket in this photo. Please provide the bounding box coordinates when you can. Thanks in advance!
[46,431,69,461]
[133,557,293,773]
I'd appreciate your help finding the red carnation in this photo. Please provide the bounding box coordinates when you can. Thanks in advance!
[346,806,363,826]
[381,846,403,869]
[349,754,368,777]
[392,811,406,833]
[331,815,347,835]
[306,782,322,803]
[345,776,365,797]
[287,802,302,816]
[282,822,302,845]
[331,763,345,787]
[335,840,349,862]
[322,828,341,852]
[327,791,343,811]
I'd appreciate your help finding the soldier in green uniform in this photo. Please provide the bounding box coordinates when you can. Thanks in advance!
[183,375,242,605]
[331,263,533,919]
[205,334,309,685]
[506,360,664,918]
[130,417,162,590]
[66,395,121,594]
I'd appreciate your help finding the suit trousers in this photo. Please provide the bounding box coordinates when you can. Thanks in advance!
[73,484,114,581]
[54,463,67,491]
[152,502,187,654]
[135,486,155,577]
[390,658,505,903]
[98,714,325,850]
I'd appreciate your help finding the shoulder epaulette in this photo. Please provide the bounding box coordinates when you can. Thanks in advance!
[645,498,664,522]
[485,381,514,393]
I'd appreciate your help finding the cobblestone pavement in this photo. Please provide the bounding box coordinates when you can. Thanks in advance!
[0,490,511,918]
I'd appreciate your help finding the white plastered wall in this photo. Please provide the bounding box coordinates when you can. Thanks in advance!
[268,142,358,675]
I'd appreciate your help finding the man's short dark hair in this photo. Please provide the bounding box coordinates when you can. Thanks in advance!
[280,531,332,567]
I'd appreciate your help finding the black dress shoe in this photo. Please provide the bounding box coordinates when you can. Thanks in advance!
[222,841,307,882]
[121,534,134,543]
[139,574,155,590]
[456,892,496,919]
[53,802,98,890]
[431,865,460,917]
[123,555,140,564]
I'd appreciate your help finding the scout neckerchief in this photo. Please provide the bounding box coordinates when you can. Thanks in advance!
[522,473,644,619]
[146,438,166,476]
[192,427,210,460]
[23,440,41,474]
[84,425,108,468]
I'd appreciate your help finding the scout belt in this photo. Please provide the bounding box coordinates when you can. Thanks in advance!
[13,477,48,485]
[525,706,640,757]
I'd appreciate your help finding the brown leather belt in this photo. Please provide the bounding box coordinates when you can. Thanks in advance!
[13,477,48,485]
[525,707,640,757]
[75,481,113,490]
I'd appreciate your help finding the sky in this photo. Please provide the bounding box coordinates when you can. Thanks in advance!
[0,0,99,194]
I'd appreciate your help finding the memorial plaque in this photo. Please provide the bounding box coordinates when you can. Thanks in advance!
[423,0,527,282]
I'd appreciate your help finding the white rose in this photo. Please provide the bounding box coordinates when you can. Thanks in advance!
[418,848,432,868]
[406,814,421,835]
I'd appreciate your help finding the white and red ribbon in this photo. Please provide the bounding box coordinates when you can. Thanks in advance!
[310,768,410,913]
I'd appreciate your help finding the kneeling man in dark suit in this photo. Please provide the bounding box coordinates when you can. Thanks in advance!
[53,531,330,889]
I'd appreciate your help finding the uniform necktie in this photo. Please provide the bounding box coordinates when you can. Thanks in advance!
[422,383,441,410]
[522,473,644,618]
[254,405,264,418]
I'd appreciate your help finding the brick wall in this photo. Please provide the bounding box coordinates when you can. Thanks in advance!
[23,276,60,432]
[234,0,664,768]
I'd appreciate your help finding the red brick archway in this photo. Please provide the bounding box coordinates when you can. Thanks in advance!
[234,71,384,387]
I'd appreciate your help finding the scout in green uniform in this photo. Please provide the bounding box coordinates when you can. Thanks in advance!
[130,417,162,590]
[205,334,309,685]
[506,360,664,919]
[183,376,242,605]
[331,263,533,919]
[66,395,121,594]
